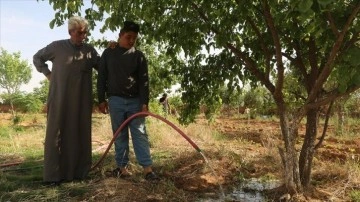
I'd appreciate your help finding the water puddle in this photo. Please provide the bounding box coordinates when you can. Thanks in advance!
[199,151,282,202]
[227,178,282,201]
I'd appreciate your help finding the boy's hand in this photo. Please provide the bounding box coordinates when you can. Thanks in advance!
[98,102,109,114]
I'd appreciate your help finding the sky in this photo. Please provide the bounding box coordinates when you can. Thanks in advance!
[0,0,117,93]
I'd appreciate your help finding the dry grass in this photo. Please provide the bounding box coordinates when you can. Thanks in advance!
[0,112,360,201]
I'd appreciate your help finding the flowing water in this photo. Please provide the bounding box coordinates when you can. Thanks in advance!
[200,151,226,200]
[199,151,282,202]
[227,178,282,201]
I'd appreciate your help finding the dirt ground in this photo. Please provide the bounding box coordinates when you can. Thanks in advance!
[87,114,360,201]
[1,113,360,201]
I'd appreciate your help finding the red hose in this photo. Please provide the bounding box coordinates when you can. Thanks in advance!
[0,162,22,168]
[91,111,202,170]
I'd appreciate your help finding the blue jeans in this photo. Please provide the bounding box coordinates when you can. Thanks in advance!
[108,96,152,168]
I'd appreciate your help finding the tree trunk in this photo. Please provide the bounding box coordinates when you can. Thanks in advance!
[299,108,319,189]
[9,100,16,120]
[336,103,345,136]
[278,107,302,194]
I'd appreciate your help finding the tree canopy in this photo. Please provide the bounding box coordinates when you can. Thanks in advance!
[0,48,31,95]
[47,0,359,121]
[46,0,360,194]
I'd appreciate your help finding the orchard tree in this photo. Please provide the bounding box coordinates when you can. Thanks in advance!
[138,43,181,98]
[3,92,43,113]
[46,0,360,195]
[0,48,32,114]
[32,79,49,104]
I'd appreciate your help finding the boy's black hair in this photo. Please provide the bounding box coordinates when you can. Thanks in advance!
[121,21,140,33]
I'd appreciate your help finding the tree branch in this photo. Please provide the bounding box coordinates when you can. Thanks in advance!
[293,40,308,79]
[307,1,360,103]
[191,2,275,93]
[308,37,319,91]
[282,18,310,87]
[306,85,360,109]
[246,17,272,76]
[282,50,309,87]
[262,0,284,100]
[325,11,340,37]
[226,43,275,93]
[314,101,333,150]
[342,31,360,51]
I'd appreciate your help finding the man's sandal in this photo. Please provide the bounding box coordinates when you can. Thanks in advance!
[111,167,132,178]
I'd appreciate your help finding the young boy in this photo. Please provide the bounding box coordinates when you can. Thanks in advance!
[97,21,159,181]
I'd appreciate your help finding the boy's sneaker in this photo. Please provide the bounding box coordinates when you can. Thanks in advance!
[145,171,160,182]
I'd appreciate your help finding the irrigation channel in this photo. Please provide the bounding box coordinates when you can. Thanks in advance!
[92,111,283,202]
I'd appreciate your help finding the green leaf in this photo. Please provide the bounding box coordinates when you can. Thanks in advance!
[317,0,334,6]
[347,48,360,66]
[49,19,55,29]
[350,72,360,86]
[298,0,313,13]
[338,82,347,93]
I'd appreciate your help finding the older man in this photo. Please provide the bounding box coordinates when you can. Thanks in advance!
[33,16,99,185]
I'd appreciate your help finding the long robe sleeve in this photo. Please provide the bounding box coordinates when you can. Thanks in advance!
[33,42,56,76]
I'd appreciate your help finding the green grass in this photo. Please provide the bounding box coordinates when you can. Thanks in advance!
[350,190,360,202]
[0,166,91,201]
[0,113,92,201]
[0,126,11,138]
